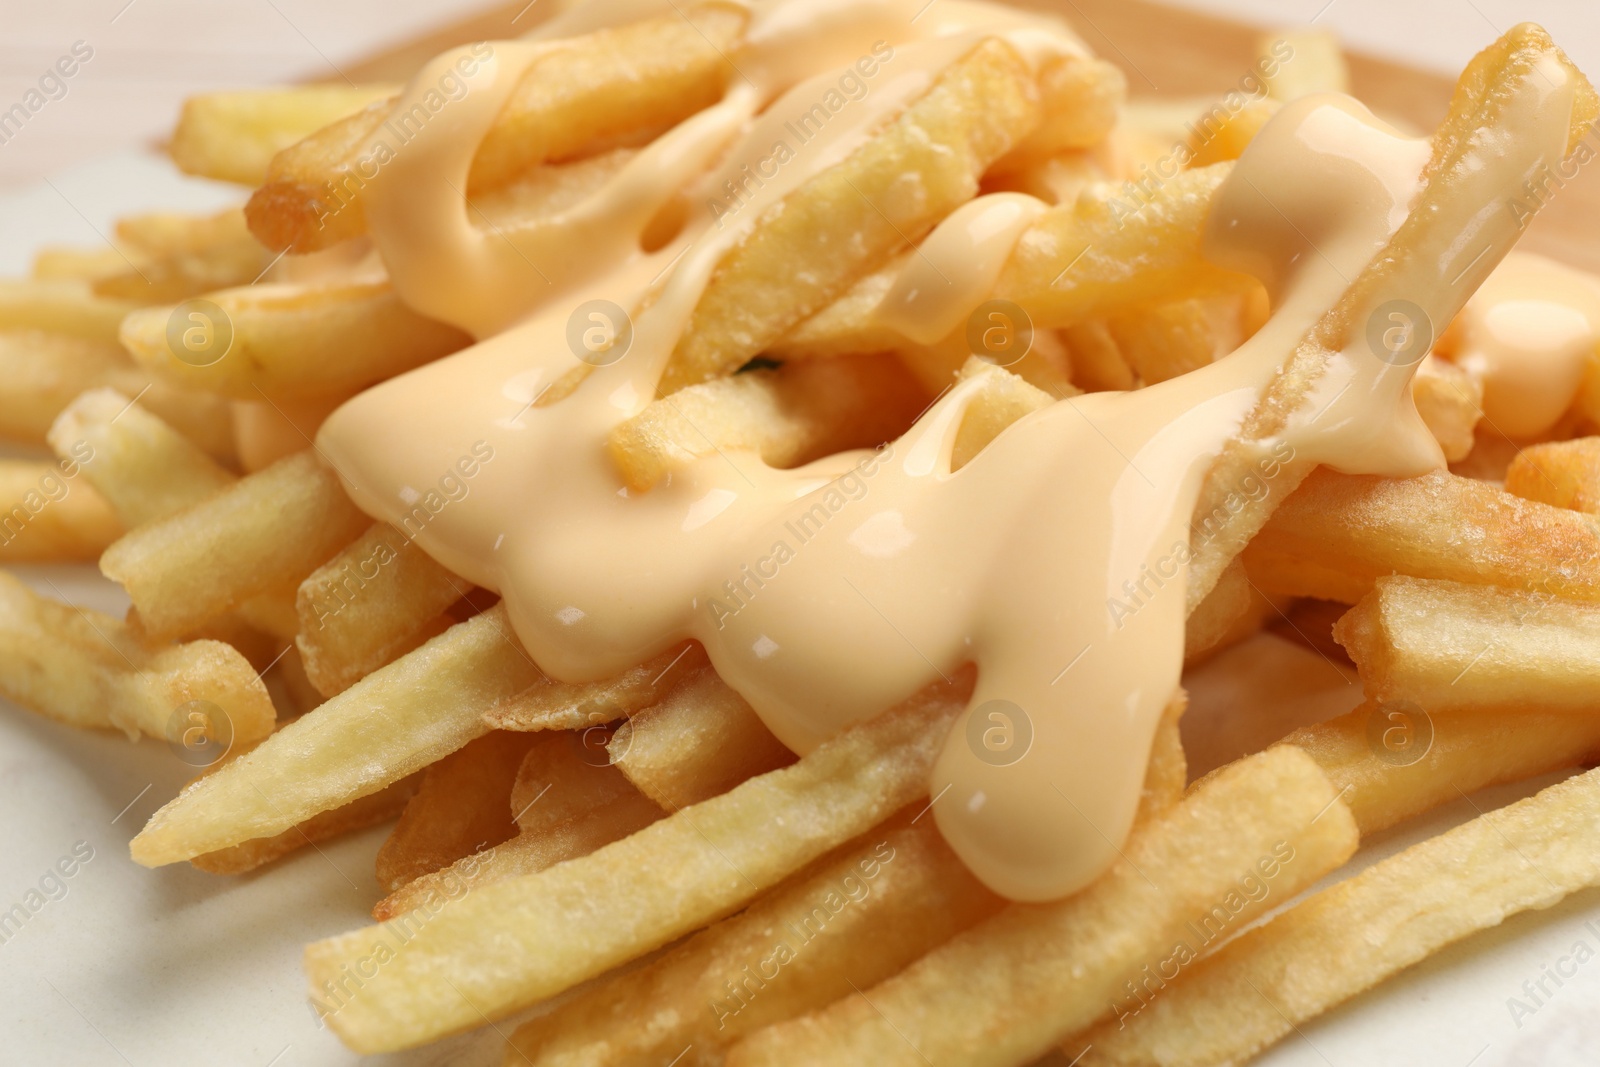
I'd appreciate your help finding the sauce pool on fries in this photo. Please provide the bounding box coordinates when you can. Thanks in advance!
[316,0,1581,900]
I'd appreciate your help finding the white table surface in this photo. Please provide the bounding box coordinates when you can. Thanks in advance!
[3,3,1600,1066]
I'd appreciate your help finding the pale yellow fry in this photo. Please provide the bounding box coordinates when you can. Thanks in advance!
[191,775,418,876]
[510,731,640,835]
[610,664,796,810]
[1262,28,1349,100]
[609,353,929,492]
[48,388,234,529]
[995,56,1124,170]
[661,39,1042,393]
[1412,352,1483,462]
[1075,764,1600,1067]
[1337,575,1600,714]
[1286,701,1600,837]
[302,672,971,1053]
[505,820,1002,1067]
[119,281,470,401]
[374,788,664,923]
[94,208,274,304]
[32,245,131,281]
[374,731,535,893]
[723,746,1358,1067]
[1505,435,1600,513]
[483,641,708,732]
[1186,26,1598,613]
[296,523,466,697]
[246,10,743,253]
[100,450,369,639]
[0,280,141,344]
[1242,468,1600,605]
[0,570,274,744]
[0,459,122,563]
[131,604,539,866]
[170,85,399,186]
[949,358,1056,471]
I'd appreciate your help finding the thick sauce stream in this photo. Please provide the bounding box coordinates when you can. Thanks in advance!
[317,1,1581,900]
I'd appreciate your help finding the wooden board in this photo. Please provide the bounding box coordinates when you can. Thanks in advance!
[337,0,1600,274]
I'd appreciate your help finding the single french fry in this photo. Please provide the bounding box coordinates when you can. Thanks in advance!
[0,570,274,745]
[505,819,1002,1067]
[1186,25,1598,613]
[94,208,274,303]
[32,245,131,281]
[0,330,140,442]
[119,281,470,401]
[48,388,235,529]
[302,672,972,1053]
[246,10,744,253]
[608,353,929,491]
[0,459,123,563]
[1285,700,1600,837]
[723,746,1358,1067]
[1074,765,1600,1067]
[1263,28,1350,101]
[0,280,142,344]
[949,358,1057,470]
[191,775,419,876]
[661,39,1042,393]
[1138,694,1188,820]
[1412,353,1484,462]
[609,665,797,810]
[994,56,1124,171]
[101,450,369,639]
[296,523,466,696]
[1505,435,1600,513]
[374,788,664,922]
[131,604,540,866]
[483,641,707,732]
[374,731,536,893]
[170,85,399,186]
[1063,318,1138,392]
[1106,293,1254,386]
[1243,468,1600,605]
[1186,98,1279,167]
[1335,575,1600,714]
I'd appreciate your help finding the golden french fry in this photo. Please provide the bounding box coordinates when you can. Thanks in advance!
[192,775,419,875]
[0,570,274,744]
[0,330,140,442]
[1186,99,1279,167]
[1286,700,1600,837]
[1243,468,1600,605]
[1074,765,1600,1067]
[1505,435,1600,512]
[661,39,1042,393]
[1263,28,1350,101]
[32,245,132,281]
[949,358,1057,470]
[101,450,369,639]
[723,746,1358,1067]
[0,280,143,346]
[1187,24,1598,613]
[994,56,1124,171]
[505,819,1002,1067]
[374,787,664,922]
[119,281,470,401]
[0,458,123,563]
[374,731,536,893]
[609,353,929,491]
[246,10,744,253]
[170,85,399,186]
[1412,353,1484,462]
[48,388,234,529]
[609,665,797,810]
[1335,575,1600,714]
[483,641,707,732]
[131,604,539,866]
[296,523,466,696]
[302,672,971,1053]
[94,209,275,303]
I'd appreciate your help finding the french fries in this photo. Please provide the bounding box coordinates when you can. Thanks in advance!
[724,746,1358,1066]
[0,458,122,563]
[303,673,970,1052]
[1075,765,1600,1066]
[0,279,141,344]
[130,605,539,866]
[1506,435,1600,512]
[192,775,419,876]
[483,641,707,732]
[170,85,399,186]
[0,570,273,744]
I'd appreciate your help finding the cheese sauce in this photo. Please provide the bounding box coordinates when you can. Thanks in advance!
[316,1,1584,900]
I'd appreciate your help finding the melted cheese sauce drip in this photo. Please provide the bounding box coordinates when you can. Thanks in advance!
[317,0,1577,900]
[1445,251,1600,439]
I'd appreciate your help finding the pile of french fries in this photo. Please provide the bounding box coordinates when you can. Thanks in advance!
[3,5,1600,1065]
